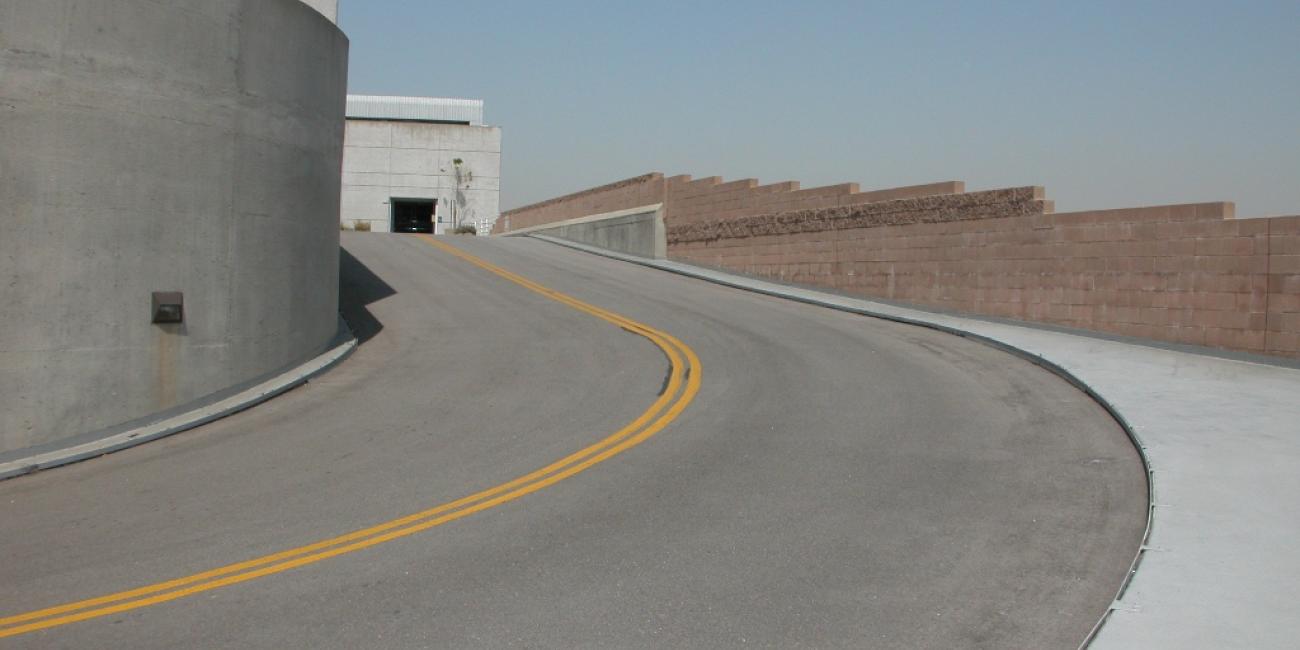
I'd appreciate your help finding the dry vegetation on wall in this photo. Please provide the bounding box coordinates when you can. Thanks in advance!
[498,172,1300,358]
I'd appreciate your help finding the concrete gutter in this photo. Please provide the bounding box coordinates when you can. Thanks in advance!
[0,316,357,481]
[530,234,1300,649]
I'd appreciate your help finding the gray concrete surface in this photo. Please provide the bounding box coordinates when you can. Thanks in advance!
[341,117,502,234]
[0,0,349,454]
[507,205,666,258]
[536,234,1300,649]
[299,0,339,22]
[0,234,1144,648]
[0,317,356,481]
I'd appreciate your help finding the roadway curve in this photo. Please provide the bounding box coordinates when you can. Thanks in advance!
[0,234,1146,648]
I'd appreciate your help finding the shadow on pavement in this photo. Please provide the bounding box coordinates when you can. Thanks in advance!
[339,247,395,345]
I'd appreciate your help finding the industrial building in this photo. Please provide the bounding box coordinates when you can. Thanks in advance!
[341,95,502,234]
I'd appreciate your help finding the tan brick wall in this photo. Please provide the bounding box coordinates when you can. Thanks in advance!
[672,200,1299,358]
[494,172,966,233]
[664,179,966,226]
[668,187,1048,243]
[1268,216,1300,356]
[494,169,1297,358]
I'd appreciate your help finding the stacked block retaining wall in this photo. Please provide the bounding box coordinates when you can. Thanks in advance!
[495,173,1299,358]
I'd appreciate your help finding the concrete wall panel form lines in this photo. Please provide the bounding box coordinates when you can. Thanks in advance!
[0,0,349,454]
[340,120,502,233]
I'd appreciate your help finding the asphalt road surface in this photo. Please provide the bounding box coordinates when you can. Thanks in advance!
[0,234,1146,648]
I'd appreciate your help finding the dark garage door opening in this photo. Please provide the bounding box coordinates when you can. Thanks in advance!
[391,199,435,233]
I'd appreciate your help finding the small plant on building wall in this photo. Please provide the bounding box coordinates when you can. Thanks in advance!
[452,158,473,184]
[450,158,475,229]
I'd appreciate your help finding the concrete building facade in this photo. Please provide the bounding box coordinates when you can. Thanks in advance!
[0,0,349,454]
[341,96,502,234]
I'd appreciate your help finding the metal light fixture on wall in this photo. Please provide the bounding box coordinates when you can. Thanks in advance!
[151,291,184,324]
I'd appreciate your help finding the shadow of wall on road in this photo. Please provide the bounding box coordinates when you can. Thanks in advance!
[339,247,396,344]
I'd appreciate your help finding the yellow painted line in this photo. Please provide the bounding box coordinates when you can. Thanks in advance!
[0,236,700,639]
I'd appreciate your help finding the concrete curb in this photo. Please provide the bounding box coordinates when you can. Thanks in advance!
[527,234,1153,648]
[0,316,358,482]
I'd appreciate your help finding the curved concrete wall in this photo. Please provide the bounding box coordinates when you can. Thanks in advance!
[0,0,349,453]
[300,0,340,22]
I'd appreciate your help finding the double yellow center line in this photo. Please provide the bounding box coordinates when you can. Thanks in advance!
[0,236,700,639]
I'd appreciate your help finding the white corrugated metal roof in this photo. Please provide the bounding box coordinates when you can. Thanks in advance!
[345,95,484,126]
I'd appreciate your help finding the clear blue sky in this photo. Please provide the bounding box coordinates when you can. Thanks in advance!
[339,1,1299,217]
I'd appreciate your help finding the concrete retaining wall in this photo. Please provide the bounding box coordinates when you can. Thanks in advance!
[493,171,1300,358]
[673,202,1300,358]
[495,174,667,233]
[506,206,665,259]
[0,0,349,453]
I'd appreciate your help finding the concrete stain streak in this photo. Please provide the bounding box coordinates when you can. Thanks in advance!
[154,325,180,411]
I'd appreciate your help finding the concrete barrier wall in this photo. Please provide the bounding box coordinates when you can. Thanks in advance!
[495,173,668,233]
[507,207,665,259]
[0,0,349,453]
[494,170,1299,358]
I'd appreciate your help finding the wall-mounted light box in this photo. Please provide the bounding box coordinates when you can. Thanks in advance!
[152,291,184,324]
